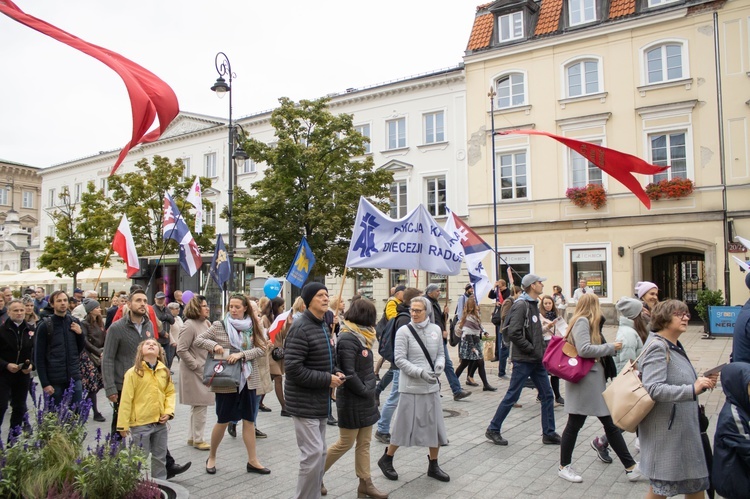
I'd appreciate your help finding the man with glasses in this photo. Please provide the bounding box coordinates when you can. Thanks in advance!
[485,274,560,446]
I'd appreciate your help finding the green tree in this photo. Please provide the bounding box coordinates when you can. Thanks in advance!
[108,156,216,256]
[233,96,392,278]
[38,183,118,289]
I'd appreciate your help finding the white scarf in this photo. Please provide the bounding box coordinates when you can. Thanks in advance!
[224,314,254,391]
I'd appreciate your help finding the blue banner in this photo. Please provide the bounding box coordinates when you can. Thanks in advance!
[708,306,742,335]
[209,234,231,289]
[286,237,316,288]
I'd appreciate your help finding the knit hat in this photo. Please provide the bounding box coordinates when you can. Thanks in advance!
[425,284,440,295]
[83,298,101,314]
[300,282,328,308]
[635,281,658,299]
[616,297,642,320]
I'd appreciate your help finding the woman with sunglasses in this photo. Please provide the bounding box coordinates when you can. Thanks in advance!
[638,300,718,499]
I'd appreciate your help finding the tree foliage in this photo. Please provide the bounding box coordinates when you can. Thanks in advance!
[233,96,392,278]
[107,155,215,256]
[38,183,117,288]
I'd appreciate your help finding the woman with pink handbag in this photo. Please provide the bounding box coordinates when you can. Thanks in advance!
[557,294,641,484]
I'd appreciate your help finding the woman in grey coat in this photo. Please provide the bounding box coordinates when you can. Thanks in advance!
[558,294,641,483]
[377,296,450,483]
[638,300,717,499]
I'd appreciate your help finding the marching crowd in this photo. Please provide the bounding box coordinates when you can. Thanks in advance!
[0,274,748,498]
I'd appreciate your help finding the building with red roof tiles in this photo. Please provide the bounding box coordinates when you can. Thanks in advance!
[461,0,750,318]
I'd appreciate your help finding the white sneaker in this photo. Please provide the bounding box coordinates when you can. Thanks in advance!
[626,463,642,482]
[558,465,583,483]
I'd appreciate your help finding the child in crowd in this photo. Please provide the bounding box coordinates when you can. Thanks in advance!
[117,339,176,479]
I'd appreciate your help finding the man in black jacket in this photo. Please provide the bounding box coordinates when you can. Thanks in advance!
[0,299,34,431]
[34,290,84,405]
[285,282,344,499]
[152,292,175,368]
[485,274,559,446]
[425,284,470,402]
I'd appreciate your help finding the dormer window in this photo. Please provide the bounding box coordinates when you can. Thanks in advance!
[569,0,596,26]
[498,12,524,42]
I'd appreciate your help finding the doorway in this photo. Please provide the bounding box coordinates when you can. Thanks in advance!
[651,252,705,320]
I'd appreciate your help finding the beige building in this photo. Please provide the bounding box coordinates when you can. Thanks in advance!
[0,160,42,272]
[462,0,750,317]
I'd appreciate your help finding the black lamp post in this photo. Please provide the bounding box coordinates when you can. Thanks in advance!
[210,52,248,292]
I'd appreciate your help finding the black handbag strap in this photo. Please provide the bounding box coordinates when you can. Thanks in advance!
[406,324,435,372]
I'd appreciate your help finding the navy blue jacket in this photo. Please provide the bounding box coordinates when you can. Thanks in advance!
[712,362,750,499]
[731,300,750,363]
[34,313,84,387]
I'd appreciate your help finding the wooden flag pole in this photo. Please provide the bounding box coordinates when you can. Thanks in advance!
[93,247,114,292]
[336,267,348,305]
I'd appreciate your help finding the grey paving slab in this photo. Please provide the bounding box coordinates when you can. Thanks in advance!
[6,325,733,498]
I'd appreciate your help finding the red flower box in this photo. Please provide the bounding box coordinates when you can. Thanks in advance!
[645,177,694,201]
[565,184,607,210]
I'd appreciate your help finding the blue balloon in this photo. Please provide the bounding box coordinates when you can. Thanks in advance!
[263,278,282,299]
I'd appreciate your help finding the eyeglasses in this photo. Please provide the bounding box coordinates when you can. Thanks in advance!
[673,312,691,320]
[410,308,425,314]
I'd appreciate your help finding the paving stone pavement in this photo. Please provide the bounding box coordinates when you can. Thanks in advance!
[14,325,732,498]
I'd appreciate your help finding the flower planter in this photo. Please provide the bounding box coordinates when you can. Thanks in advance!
[565,184,607,210]
[645,178,694,201]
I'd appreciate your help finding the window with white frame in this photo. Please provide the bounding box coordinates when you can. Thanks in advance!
[47,226,56,238]
[389,269,408,289]
[423,111,445,144]
[498,12,523,42]
[205,203,217,227]
[100,178,108,195]
[498,151,528,200]
[498,251,531,285]
[22,190,33,209]
[74,183,82,203]
[181,157,191,180]
[390,180,407,218]
[387,118,406,150]
[48,188,56,207]
[569,0,596,26]
[425,176,446,217]
[569,247,609,298]
[566,59,600,97]
[569,141,604,188]
[647,0,679,7]
[0,187,8,206]
[239,159,256,174]
[496,73,526,109]
[645,43,684,84]
[650,131,688,182]
[354,124,371,154]
[204,152,217,178]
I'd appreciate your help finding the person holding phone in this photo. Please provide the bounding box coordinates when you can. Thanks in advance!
[0,299,35,433]
[323,298,387,498]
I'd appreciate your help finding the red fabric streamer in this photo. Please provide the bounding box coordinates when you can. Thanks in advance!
[0,0,179,175]
[498,129,669,209]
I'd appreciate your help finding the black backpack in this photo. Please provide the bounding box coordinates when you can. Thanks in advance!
[375,299,397,341]
[378,311,410,363]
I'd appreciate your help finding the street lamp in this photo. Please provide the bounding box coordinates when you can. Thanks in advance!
[210,52,248,292]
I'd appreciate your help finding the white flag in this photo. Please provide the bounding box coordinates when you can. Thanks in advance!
[735,235,750,251]
[186,176,203,234]
[345,197,461,275]
[732,255,750,272]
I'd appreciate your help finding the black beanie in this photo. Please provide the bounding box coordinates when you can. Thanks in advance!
[301,282,328,308]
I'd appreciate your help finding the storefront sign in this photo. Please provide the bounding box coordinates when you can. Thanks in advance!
[708,306,741,336]
[571,249,606,262]
[499,252,530,265]
[728,242,747,253]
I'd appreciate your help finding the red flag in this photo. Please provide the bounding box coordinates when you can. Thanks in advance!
[268,310,291,343]
[112,215,140,277]
[498,130,669,209]
[0,1,179,175]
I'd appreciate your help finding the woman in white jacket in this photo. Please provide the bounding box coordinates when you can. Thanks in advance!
[377,296,450,484]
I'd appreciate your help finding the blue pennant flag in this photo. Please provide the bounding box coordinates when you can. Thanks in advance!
[286,237,316,288]
[209,234,231,289]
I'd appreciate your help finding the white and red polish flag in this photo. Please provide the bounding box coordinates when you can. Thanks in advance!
[112,215,140,277]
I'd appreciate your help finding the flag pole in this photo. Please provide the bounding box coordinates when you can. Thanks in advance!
[93,247,114,292]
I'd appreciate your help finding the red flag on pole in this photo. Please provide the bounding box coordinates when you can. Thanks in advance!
[498,130,669,209]
[0,0,179,175]
[112,215,140,277]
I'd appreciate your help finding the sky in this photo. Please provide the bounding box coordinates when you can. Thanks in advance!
[0,0,481,168]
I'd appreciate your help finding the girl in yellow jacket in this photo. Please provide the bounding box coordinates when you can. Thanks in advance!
[117,339,176,479]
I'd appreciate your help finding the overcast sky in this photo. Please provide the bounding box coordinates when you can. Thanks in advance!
[0,0,480,168]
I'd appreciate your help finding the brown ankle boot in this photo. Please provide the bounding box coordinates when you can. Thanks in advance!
[357,477,388,498]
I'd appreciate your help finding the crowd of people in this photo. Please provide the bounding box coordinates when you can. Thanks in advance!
[0,273,748,499]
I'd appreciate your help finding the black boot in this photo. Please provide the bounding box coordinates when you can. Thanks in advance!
[377,448,398,481]
[427,456,450,482]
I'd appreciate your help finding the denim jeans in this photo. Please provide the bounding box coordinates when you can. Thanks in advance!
[376,370,400,434]
[495,326,510,376]
[488,361,556,435]
[442,343,462,394]
[376,367,394,396]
